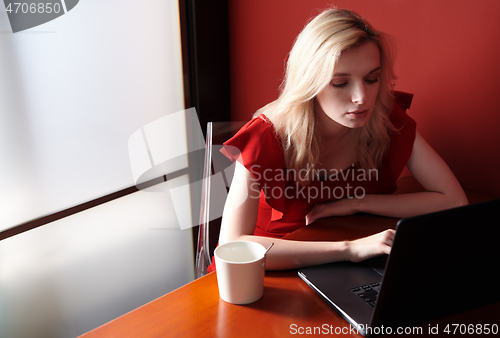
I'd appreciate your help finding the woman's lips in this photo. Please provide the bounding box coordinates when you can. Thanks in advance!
[347,109,369,119]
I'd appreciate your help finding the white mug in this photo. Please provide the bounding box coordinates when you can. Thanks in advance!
[214,241,267,304]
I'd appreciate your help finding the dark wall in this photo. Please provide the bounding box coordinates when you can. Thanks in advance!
[179,0,231,266]
[179,0,231,134]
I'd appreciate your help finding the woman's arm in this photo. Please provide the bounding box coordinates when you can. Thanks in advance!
[219,161,395,270]
[306,131,468,223]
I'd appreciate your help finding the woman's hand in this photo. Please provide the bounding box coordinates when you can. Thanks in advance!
[346,229,395,262]
[305,198,360,225]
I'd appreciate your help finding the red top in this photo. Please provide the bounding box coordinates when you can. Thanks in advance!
[207,92,416,272]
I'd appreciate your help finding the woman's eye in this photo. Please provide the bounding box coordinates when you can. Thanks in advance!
[365,78,379,84]
[331,82,347,88]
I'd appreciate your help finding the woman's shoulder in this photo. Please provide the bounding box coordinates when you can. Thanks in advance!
[253,101,279,125]
[240,102,281,137]
[385,92,417,178]
[222,103,283,163]
[390,91,416,131]
[238,113,276,140]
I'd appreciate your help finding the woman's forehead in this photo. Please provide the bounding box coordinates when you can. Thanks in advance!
[334,42,381,76]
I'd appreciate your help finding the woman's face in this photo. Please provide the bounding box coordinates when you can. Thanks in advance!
[314,41,381,130]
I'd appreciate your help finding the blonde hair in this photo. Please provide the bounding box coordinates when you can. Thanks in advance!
[255,8,397,181]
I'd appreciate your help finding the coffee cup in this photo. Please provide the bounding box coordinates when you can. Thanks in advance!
[214,241,267,304]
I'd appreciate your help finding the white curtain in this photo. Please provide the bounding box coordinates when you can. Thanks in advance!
[0,1,195,337]
[0,0,185,230]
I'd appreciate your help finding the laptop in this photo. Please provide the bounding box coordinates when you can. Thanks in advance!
[298,198,500,336]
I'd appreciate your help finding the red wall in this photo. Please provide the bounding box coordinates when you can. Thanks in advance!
[228,0,500,197]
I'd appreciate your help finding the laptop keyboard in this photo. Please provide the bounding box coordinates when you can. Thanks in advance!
[351,282,381,308]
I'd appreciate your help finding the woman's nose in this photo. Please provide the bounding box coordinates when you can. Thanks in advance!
[351,83,366,104]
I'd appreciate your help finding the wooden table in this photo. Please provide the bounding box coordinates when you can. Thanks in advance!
[80,179,498,337]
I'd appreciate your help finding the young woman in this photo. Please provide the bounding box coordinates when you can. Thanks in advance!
[210,8,467,271]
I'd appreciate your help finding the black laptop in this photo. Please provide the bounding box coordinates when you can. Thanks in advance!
[298,199,500,336]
